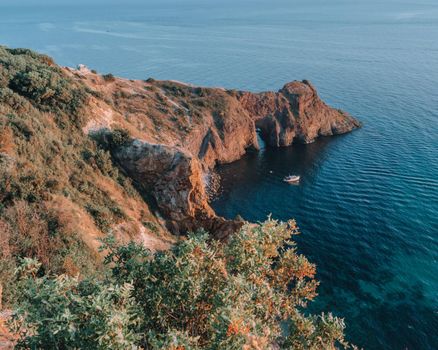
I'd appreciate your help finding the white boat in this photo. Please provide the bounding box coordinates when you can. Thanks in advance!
[283,175,300,183]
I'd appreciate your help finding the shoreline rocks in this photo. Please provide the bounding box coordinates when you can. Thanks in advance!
[72,69,360,238]
[237,80,361,147]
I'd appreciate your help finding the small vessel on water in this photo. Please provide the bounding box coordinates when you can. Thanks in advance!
[283,175,300,183]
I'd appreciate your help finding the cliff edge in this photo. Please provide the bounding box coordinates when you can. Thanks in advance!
[66,66,360,237]
[0,47,360,269]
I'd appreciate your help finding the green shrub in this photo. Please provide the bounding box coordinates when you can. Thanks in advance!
[0,66,9,88]
[82,147,119,179]
[110,128,132,148]
[91,128,132,152]
[103,73,116,82]
[85,203,113,231]
[142,221,159,234]
[11,259,140,350]
[8,66,86,115]
[117,175,138,197]
[10,219,355,349]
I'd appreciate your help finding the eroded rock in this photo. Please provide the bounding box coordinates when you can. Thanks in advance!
[237,80,361,146]
[71,69,360,239]
[112,139,243,238]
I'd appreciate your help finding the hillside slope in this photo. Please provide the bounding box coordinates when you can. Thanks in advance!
[0,47,360,298]
[65,64,359,237]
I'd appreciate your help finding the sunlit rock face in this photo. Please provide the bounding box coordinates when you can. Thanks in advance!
[72,67,359,238]
[237,80,361,147]
[112,140,243,238]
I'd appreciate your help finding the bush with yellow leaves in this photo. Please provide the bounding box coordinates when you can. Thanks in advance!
[11,219,355,349]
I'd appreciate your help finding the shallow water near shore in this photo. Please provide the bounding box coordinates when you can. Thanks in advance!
[1,0,438,348]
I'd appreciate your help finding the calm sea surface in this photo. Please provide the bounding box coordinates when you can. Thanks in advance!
[1,1,437,348]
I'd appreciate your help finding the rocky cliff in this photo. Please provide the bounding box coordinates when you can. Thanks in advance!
[237,80,361,146]
[110,139,242,239]
[0,46,360,293]
[65,66,360,238]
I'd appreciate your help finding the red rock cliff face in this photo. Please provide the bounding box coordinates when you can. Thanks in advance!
[237,80,361,146]
[111,140,242,238]
[68,67,359,237]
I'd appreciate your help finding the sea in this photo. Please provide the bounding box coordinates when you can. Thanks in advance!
[0,1,437,348]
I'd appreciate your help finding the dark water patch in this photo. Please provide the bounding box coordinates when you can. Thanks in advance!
[212,131,438,349]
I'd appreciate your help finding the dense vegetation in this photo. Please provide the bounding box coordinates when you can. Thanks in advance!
[0,46,143,303]
[10,219,354,349]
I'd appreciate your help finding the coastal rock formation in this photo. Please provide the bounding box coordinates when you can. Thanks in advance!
[112,139,243,238]
[66,67,360,237]
[237,80,361,146]
[72,71,259,170]
[0,47,360,301]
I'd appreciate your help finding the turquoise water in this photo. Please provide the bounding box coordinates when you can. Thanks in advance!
[1,1,437,348]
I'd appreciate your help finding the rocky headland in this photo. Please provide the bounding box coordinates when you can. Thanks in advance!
[66,65,360,239]
[0,47,360,264]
